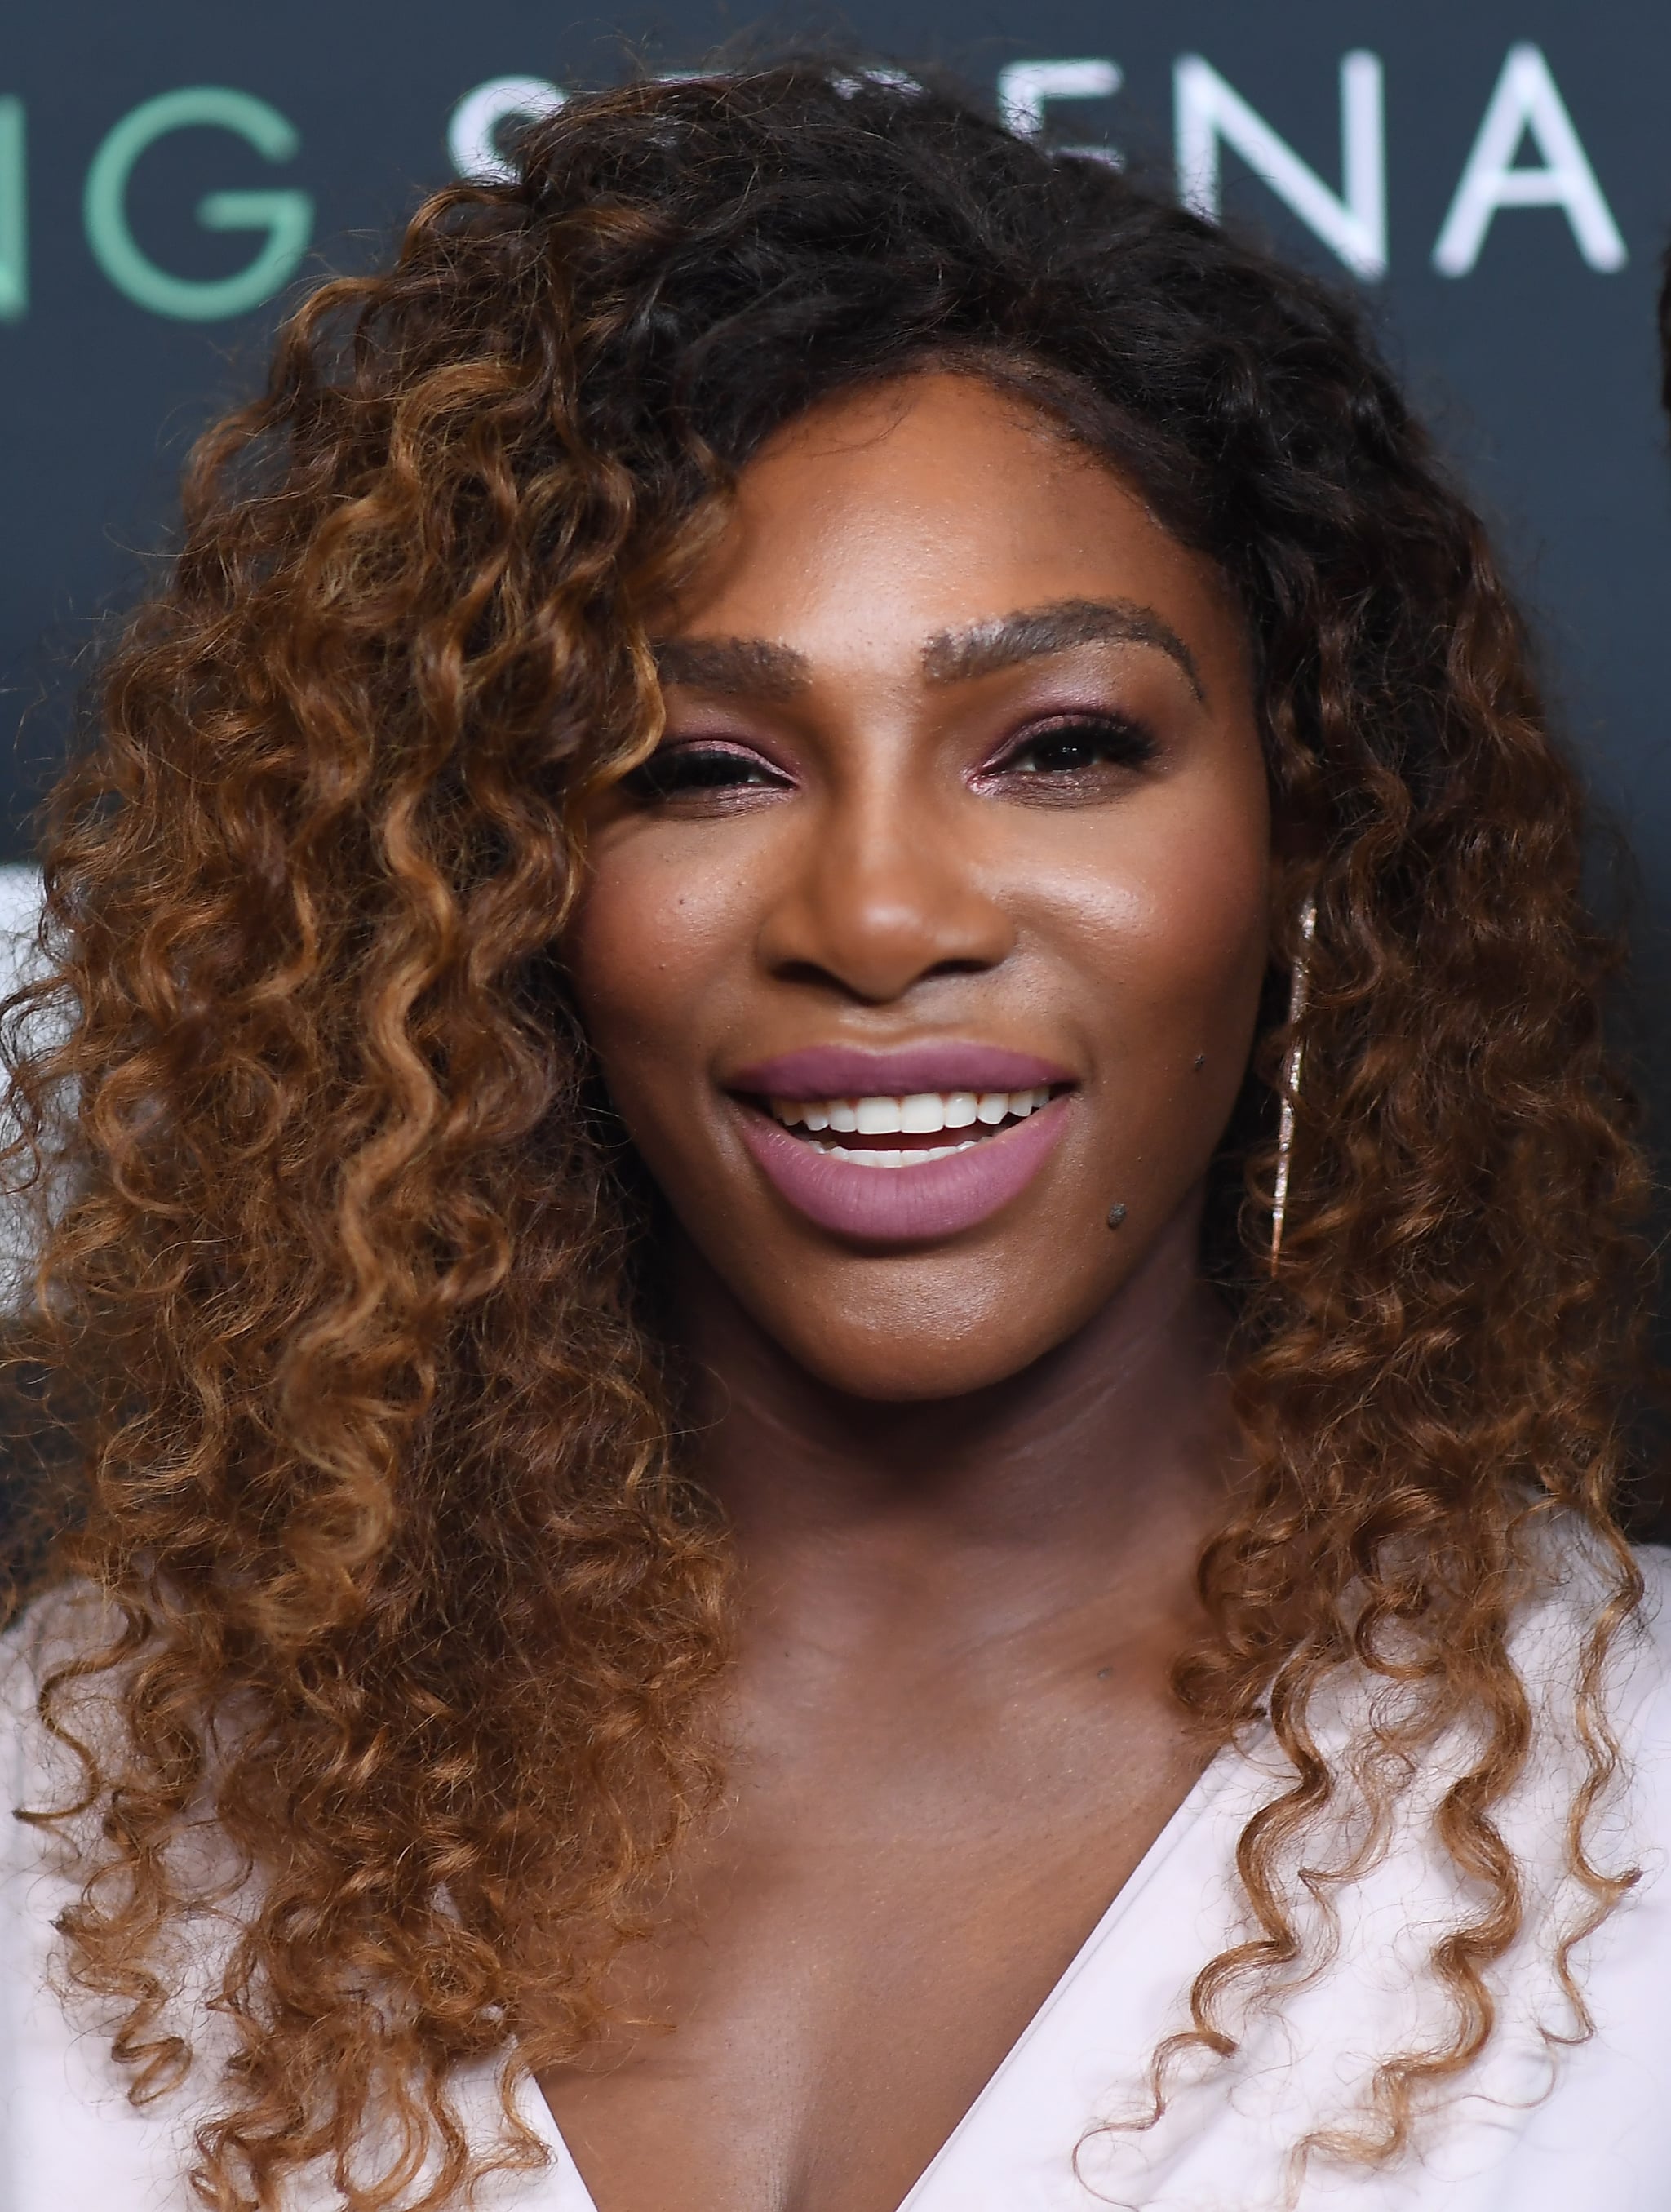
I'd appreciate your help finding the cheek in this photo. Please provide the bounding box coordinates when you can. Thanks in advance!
[1035,783,1269,1001]
[1025,793,1270,1153]
[1128,835,1268,1034]
[563,831,755,1091]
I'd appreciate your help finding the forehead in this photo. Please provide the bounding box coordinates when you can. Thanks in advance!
[663,372,1246,686]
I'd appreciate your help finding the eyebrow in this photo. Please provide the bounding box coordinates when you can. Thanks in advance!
[921,597,1205,702]
[651,595,1205,706]
[652,635,812,700]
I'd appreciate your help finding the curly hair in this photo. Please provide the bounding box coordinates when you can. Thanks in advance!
[1,58,1653,2209]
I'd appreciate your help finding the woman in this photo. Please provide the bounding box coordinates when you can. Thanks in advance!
[2,60,1669,2212]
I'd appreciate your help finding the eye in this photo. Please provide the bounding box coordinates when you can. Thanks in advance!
[620,742,792,805]
[986,715,1159,783]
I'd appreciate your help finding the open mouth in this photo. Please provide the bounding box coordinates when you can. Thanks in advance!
[725,1046,1075,1241]
[757,1085,1059,1168]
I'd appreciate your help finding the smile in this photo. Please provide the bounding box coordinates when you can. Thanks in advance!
[726,1048,1075,1243]
[765,1087,1055,1168]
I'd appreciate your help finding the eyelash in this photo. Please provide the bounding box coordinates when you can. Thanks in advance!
[619,743,791,803]
[978,713,1159,784]
[619,713,1159,806]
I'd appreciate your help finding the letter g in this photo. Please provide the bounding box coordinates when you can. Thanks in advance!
[85,86,312,321]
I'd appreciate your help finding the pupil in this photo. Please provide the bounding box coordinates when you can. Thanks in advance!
[1037,734,1092,769]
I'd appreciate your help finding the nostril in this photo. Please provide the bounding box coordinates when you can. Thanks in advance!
[772,958,850,994]
[766,951,1008,1004]
[925,955,999,979]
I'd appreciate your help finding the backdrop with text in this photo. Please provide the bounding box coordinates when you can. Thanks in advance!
[3,1,1669,1048]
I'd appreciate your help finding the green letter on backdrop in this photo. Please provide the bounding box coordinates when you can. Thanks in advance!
[0,98,24,321]
[84,86,311,321]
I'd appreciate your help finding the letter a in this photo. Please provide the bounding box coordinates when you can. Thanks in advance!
[1433,44,1624,276]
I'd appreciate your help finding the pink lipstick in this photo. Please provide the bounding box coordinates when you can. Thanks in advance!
[729,1044,1069,1100]
[725,1043,1075,1244]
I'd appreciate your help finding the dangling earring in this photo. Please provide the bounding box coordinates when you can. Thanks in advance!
[1269,896,1317,1277]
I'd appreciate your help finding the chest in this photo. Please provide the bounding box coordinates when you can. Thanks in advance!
[536,1687,1208,2212]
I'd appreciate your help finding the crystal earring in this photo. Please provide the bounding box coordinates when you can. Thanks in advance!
[1270,896,1317,1277]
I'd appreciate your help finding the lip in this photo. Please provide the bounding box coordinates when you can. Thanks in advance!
[734,1093,1072,1244]
[728,1043,1072,1101]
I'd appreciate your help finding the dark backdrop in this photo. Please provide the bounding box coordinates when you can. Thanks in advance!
[7,4,1669,861]
[3,3,1670,1356]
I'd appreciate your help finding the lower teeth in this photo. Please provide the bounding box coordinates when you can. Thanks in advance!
[811,1140,982,1169]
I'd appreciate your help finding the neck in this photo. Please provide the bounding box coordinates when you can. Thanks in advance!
[666,1199,1236,1633]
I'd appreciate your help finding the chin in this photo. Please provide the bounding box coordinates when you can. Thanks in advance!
[768,1309,1068,1405]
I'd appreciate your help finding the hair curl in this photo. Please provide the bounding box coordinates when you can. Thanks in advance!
[1,58,1655,2209]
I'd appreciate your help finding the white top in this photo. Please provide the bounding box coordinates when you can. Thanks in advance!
[6,1550,1671,2212]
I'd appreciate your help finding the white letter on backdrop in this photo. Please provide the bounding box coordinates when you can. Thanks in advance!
[831,68,924,97]
[1432,44,1624,275]
[997,59,1123,151]
[1174,51,1385,280]
[447,77,565,185]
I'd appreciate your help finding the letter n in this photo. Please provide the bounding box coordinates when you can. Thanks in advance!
[1174,53,1385,281]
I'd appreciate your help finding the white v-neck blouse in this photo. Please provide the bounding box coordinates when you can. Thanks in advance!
[7,1551,1671,2212]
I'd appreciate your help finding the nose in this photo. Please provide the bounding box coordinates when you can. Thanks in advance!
[755,770,1016,1005]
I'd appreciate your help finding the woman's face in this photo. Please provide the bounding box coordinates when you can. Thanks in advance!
[566,374,1271,1400]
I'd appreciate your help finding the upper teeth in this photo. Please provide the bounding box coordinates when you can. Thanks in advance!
[769,1087,1053,1133]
